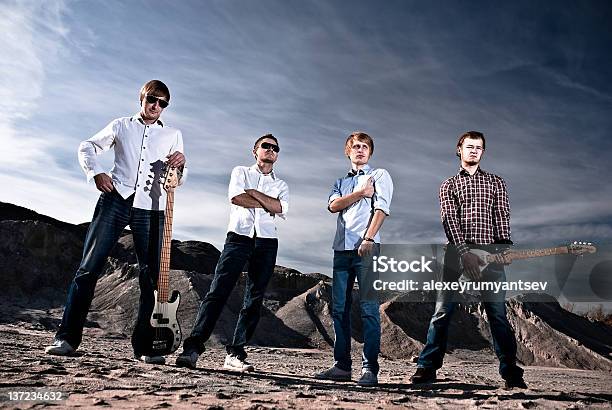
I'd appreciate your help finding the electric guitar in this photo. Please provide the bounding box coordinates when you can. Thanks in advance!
[149,165,182,355]
[460,241,597,280]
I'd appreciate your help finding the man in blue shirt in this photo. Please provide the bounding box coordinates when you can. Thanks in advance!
[315,132,393,387]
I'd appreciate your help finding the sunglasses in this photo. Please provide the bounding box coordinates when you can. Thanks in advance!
[260,142,280,153]
[145,94,169,108]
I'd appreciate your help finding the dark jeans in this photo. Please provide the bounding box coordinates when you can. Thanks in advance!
[55,190,164,356]
[331,247,380,374]
[417,246,524,380]
[182,232,278,360]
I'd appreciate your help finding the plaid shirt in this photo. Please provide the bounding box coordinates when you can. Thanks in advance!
[440,166,511,256]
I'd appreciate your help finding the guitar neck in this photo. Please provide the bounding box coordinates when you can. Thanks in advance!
[157,189,174,302]
[504,246,569,262]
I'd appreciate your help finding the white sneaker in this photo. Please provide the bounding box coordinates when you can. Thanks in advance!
[45,339,75,356]
[357,368,378,386]
[223,354,254,372]
[137,355,166,365]
[314,365,352,381]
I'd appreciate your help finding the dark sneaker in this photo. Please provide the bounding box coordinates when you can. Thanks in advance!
[223,354,254,372]
[175,350,199,369]
[136,355,166,365]
[45,339,75,356]
[357,369,378,386]
[505,377,528,389]
[410,367,437,384]
[314,365,352,381]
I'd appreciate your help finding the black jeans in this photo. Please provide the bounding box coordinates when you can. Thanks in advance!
[55,191,164,356]
[183,232,278,359]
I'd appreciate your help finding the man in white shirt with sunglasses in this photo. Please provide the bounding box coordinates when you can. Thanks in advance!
[45,80,186,364]
[176,134,289,372]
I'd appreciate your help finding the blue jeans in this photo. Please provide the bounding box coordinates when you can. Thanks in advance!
[417,247,523,380]
[55,190,164,356]
[183,232,278,359]
[332,248,380,374]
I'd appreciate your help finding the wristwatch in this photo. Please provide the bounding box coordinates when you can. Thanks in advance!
[363,236,374,242]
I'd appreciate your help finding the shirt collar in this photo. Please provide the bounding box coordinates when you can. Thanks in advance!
[458,166,484,176]
[250,163,276,179]
[347,163,372,177]
[131,113,164,127]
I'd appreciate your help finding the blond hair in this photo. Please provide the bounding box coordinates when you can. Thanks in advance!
[344,131,374,157]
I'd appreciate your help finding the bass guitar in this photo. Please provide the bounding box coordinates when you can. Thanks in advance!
[148,165,182,355]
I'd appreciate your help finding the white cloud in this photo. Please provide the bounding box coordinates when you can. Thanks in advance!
[0,1,70,167]
[0,1,100,223]
[0,1,610,277]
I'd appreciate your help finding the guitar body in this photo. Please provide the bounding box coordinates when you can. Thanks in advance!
[149,289,182,356]
[458,248,491,282]
[469,248,492,273]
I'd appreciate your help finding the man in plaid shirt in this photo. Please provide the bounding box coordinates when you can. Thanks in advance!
[411,131,527,389]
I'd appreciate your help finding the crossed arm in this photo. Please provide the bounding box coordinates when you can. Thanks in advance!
[328,177,374,213]
[232,189,282,214]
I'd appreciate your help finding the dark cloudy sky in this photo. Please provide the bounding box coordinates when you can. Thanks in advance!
[1,0,611,279]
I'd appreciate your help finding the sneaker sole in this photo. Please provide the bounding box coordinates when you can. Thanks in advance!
[223,364,254,372]
[314,375,352,382]
[45,349,75,356]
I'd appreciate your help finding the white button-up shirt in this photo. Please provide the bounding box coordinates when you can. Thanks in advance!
[78,114,187,211]
[328,164,393,250]
[226,164,289,239]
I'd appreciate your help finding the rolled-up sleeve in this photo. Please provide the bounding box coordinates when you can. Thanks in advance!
[78,119,119,182]
[440,178,469,256]
[227,166,246,202]
[172,129,188,186]
[492,175,511,242]
[327,178,342,212]
[276,180,290,220]
[372,169,393,215]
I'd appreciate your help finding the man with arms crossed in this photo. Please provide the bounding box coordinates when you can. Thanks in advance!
[176,134,289,371]
[410,131,526,388]
[315,132,393,387]
[45,80,187,364]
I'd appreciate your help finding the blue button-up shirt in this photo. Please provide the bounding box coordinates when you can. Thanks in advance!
[328,164,393,250]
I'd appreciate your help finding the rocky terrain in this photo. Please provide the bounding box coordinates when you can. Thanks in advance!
[0,201,611,408]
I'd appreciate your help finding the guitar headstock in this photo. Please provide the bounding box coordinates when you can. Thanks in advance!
[567,241,597,255]
[162,165,181,192]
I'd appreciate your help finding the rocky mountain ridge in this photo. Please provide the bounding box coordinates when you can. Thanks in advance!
[1,201,611,372]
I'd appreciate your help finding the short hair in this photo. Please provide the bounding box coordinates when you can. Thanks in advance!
[456,131,485,157]
[254,133,279,149]
[344,131,374,157]
[139,80,170,103]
